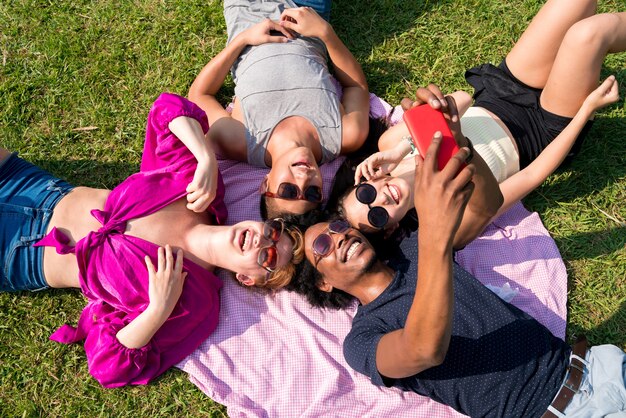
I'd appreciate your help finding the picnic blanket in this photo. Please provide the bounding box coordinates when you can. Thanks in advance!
[177,155,568,417]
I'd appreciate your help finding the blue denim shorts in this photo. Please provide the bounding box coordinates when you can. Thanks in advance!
[0,153,74,291]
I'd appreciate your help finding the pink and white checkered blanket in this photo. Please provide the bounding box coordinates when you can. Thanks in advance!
[178,154,567,417]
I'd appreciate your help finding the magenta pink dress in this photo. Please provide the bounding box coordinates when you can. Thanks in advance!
[36,93,227,387]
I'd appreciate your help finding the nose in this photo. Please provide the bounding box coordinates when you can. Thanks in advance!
[292,169,313,181]
[253,231,263,248]
[335,232,347,249]
[372,184,386,206]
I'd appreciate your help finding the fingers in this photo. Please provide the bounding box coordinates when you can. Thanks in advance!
[186,193,211,213]
[355,160,375,183]
[157,246,166,273]
[400,97,416,110]
[186,179,214,212]
[174,248,184,276]
[402,84,449,111]
[144,255,156,276]
[152,245,184,276]
[355,155,388,184]
[444,95,459,124]
[279,7,310,28]
[267,19,294,39]
[416,84,448,110]
[422,131,443,172]
[440,146,472,179]
[365,157,378,180]
[164,245,174,274]
[603,75,619,102]
[354,163,365,185]
[449,161,475,193]
[587,75,620,111]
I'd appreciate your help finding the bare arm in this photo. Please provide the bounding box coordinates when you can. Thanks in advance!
[279,7,370,153]
[116,246,186,349]
[375,136,475,378]
[497,76,619,216]
[381,85,503,248]
[168,116,218,212]
[188,20,294,160]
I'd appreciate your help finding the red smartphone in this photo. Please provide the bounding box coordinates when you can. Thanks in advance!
[402,104,464,171]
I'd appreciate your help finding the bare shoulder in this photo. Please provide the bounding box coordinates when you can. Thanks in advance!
[208,117,248,161]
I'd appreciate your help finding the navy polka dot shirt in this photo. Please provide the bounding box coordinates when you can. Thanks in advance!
[344,231,570,417]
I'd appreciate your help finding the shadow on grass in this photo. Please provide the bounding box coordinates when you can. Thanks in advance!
[552,226,626,260]
[29,159,138,189]
[524,117,626,211]
[568,300,626,348]
[331,0,447,62]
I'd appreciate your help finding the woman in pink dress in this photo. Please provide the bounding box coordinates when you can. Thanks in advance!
[0,93,304,387]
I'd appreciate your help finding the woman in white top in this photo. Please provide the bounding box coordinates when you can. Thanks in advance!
[338,0,624,249]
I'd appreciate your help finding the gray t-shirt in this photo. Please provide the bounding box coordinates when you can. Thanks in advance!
[224,0,342,167]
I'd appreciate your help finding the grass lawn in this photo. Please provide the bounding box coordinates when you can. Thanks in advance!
[1,0,624,416]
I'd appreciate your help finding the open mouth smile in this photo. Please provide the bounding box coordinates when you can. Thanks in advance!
[387,184,400,204]
[239,229,252,252]
[342,237,362,262]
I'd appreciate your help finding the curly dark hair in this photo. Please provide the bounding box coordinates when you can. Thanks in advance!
[281,211,355,310]
[286,256,354,310]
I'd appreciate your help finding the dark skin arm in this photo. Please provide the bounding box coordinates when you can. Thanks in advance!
[375,136,475,378]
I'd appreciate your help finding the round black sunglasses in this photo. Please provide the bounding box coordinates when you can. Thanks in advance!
[355,183,389,229]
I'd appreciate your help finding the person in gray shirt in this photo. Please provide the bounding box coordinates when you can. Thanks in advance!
[190,0,370,218]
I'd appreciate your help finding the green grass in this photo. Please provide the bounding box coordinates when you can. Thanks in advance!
[1,0,624,415]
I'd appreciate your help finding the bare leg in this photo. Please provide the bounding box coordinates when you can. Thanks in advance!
[505,0,597,89]
[450,91,472,117]
[541,12,626,117]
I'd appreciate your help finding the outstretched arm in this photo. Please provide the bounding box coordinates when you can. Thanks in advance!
[498,76,619,216]
[188,20,294,160]
[381,85,503,248]
[375,136,475,378]
[279,7,370,153]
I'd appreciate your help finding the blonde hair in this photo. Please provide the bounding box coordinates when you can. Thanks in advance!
[256,226,304,290]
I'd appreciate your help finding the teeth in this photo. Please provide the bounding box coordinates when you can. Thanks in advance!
[242,230,250,250]
[346,242,361,261]
[388,184,399,204]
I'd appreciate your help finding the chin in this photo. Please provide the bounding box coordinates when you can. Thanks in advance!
[361,251,378,274]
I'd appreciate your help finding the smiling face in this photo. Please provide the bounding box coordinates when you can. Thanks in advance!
[304,221,377,292]
[225,220,295,286]
[342,176,413,233]
[264,147,323,216]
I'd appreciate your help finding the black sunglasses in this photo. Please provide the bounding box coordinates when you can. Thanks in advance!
[263,182,323,203]
[312,219,351,268]
[355,183,389,229]
[257,218,286,282]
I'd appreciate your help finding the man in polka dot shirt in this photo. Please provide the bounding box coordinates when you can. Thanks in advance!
[291,137,626,417]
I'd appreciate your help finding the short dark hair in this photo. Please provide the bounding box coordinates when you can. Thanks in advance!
[259,194,322,220]
[286,256,354,310]
[281,209,327,232]
[282,210,356,309]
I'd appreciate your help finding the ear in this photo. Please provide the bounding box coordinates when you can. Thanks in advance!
[317,278,333,293]
[235,273,257,287]
[261,175,269,191]
[383,222,399,239]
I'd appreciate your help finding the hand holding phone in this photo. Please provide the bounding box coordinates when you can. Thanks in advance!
[403,104,464,171]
